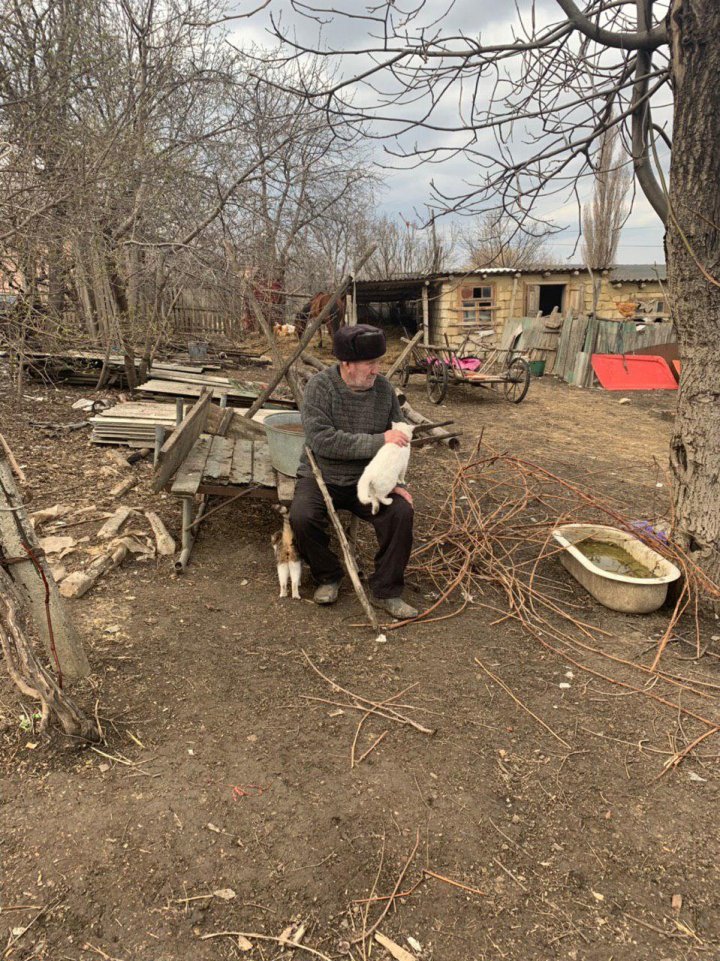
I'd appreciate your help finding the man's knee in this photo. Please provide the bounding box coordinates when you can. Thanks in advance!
[288,500,305,534]
[290,488,326,535]
[389,494,414,526]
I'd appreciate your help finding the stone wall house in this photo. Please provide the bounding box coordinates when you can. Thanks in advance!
[428,264,667,346]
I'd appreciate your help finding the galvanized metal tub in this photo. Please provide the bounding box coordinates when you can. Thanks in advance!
[551,523,681,614]
[263,411,305,477]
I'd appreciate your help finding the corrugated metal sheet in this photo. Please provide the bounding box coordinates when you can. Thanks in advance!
[608,265,667,282]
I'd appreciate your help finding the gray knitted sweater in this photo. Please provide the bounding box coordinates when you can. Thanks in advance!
[297,365,404,486]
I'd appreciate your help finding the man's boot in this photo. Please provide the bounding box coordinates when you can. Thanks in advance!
[370,594,418,619]
[313,581,341,605]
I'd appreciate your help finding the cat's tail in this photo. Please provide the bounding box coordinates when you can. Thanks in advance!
[357,476,380,514]
[357,474,371,506]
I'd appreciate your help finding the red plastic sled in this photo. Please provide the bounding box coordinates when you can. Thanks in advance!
[591,354,678,391]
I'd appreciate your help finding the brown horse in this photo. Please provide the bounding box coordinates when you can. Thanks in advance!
[295,292,347,348]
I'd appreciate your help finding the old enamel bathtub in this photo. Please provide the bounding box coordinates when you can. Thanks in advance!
[551,523,681,614]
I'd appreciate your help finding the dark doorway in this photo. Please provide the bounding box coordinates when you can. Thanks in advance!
[538,284,565,315]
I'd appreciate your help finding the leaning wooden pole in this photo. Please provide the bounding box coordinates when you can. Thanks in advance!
[385,331,423,381]
[0,450,90,679]
[306,448,379,633]
[245,289,304,406]
[243,245,377,421]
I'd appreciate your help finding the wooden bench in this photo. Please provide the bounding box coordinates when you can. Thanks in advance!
[151,389,296,570]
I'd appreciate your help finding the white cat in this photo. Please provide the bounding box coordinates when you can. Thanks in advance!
[271,512,302,599]
[357,421,414,514]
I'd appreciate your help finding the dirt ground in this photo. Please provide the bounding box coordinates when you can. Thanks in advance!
[2,354,719,961]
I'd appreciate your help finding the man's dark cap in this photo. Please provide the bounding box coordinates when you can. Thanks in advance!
[333,324,386,362]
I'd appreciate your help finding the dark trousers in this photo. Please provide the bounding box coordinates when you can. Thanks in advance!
[289,476,414,599]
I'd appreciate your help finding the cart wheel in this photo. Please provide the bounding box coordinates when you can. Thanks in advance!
[426,360,448,404]
[399,362,410,388]
[504,357,530,403]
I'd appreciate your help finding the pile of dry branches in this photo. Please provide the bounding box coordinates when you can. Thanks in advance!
[398,440,720,771]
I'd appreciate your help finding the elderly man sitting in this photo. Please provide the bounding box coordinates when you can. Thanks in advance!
[290,324,418,620]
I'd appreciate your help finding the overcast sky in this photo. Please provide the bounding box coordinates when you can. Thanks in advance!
[231,0,667,265]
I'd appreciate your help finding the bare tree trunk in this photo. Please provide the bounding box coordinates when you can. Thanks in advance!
[72,246,100,340]
[0,451,90,679]
[0,568,99,741]
[667,0,720,583]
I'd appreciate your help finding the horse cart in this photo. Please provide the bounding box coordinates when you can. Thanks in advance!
[398,332,531,405]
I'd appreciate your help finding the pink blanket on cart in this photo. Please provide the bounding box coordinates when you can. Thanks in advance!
[451,357,482,372]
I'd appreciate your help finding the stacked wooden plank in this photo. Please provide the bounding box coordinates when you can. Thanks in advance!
[18,351,222,387]
[90,401,279,447]
[90,403,177,447]
[137,373,295,409]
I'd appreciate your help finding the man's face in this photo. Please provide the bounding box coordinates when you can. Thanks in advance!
[341,358,382,390]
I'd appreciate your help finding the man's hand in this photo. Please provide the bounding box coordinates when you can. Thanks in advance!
[384,429,409,447]
[393,486,413,506]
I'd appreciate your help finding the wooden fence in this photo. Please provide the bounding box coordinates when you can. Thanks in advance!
[501,312,677,387]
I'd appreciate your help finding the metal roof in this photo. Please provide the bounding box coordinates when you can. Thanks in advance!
[353,264,667,289]
[353,275,435,304]
[609,264,666,283]
[440,265,586,276]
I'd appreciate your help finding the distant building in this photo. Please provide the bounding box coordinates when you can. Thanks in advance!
[352,264,667,346]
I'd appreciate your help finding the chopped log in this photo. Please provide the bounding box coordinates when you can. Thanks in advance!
[106,448,131,469]
[0,567,99,741]
[110,476,138,498]
[306,448,379,632]
[0,451,90,679]
[152,387,213,492]
[97,506,133,539]
[126,447,152,464]
[59,541,129,599]
[145,511,176,555]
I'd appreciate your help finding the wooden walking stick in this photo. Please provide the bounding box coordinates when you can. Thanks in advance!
[305,448,380,633]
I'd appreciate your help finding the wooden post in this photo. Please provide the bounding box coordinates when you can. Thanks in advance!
[154,425,166,467]
[386,331,423,381]
[242,246,377,422]
[306,449,379,632]
[347,288,356,327]
[245,289,304,406]
[421,282,430,345]
[508,275,518,324]
[0,452,90,679]
[175,495,207,572]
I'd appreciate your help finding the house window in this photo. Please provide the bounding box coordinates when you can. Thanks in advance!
[460,285,494,327]
[637,298,667,317]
